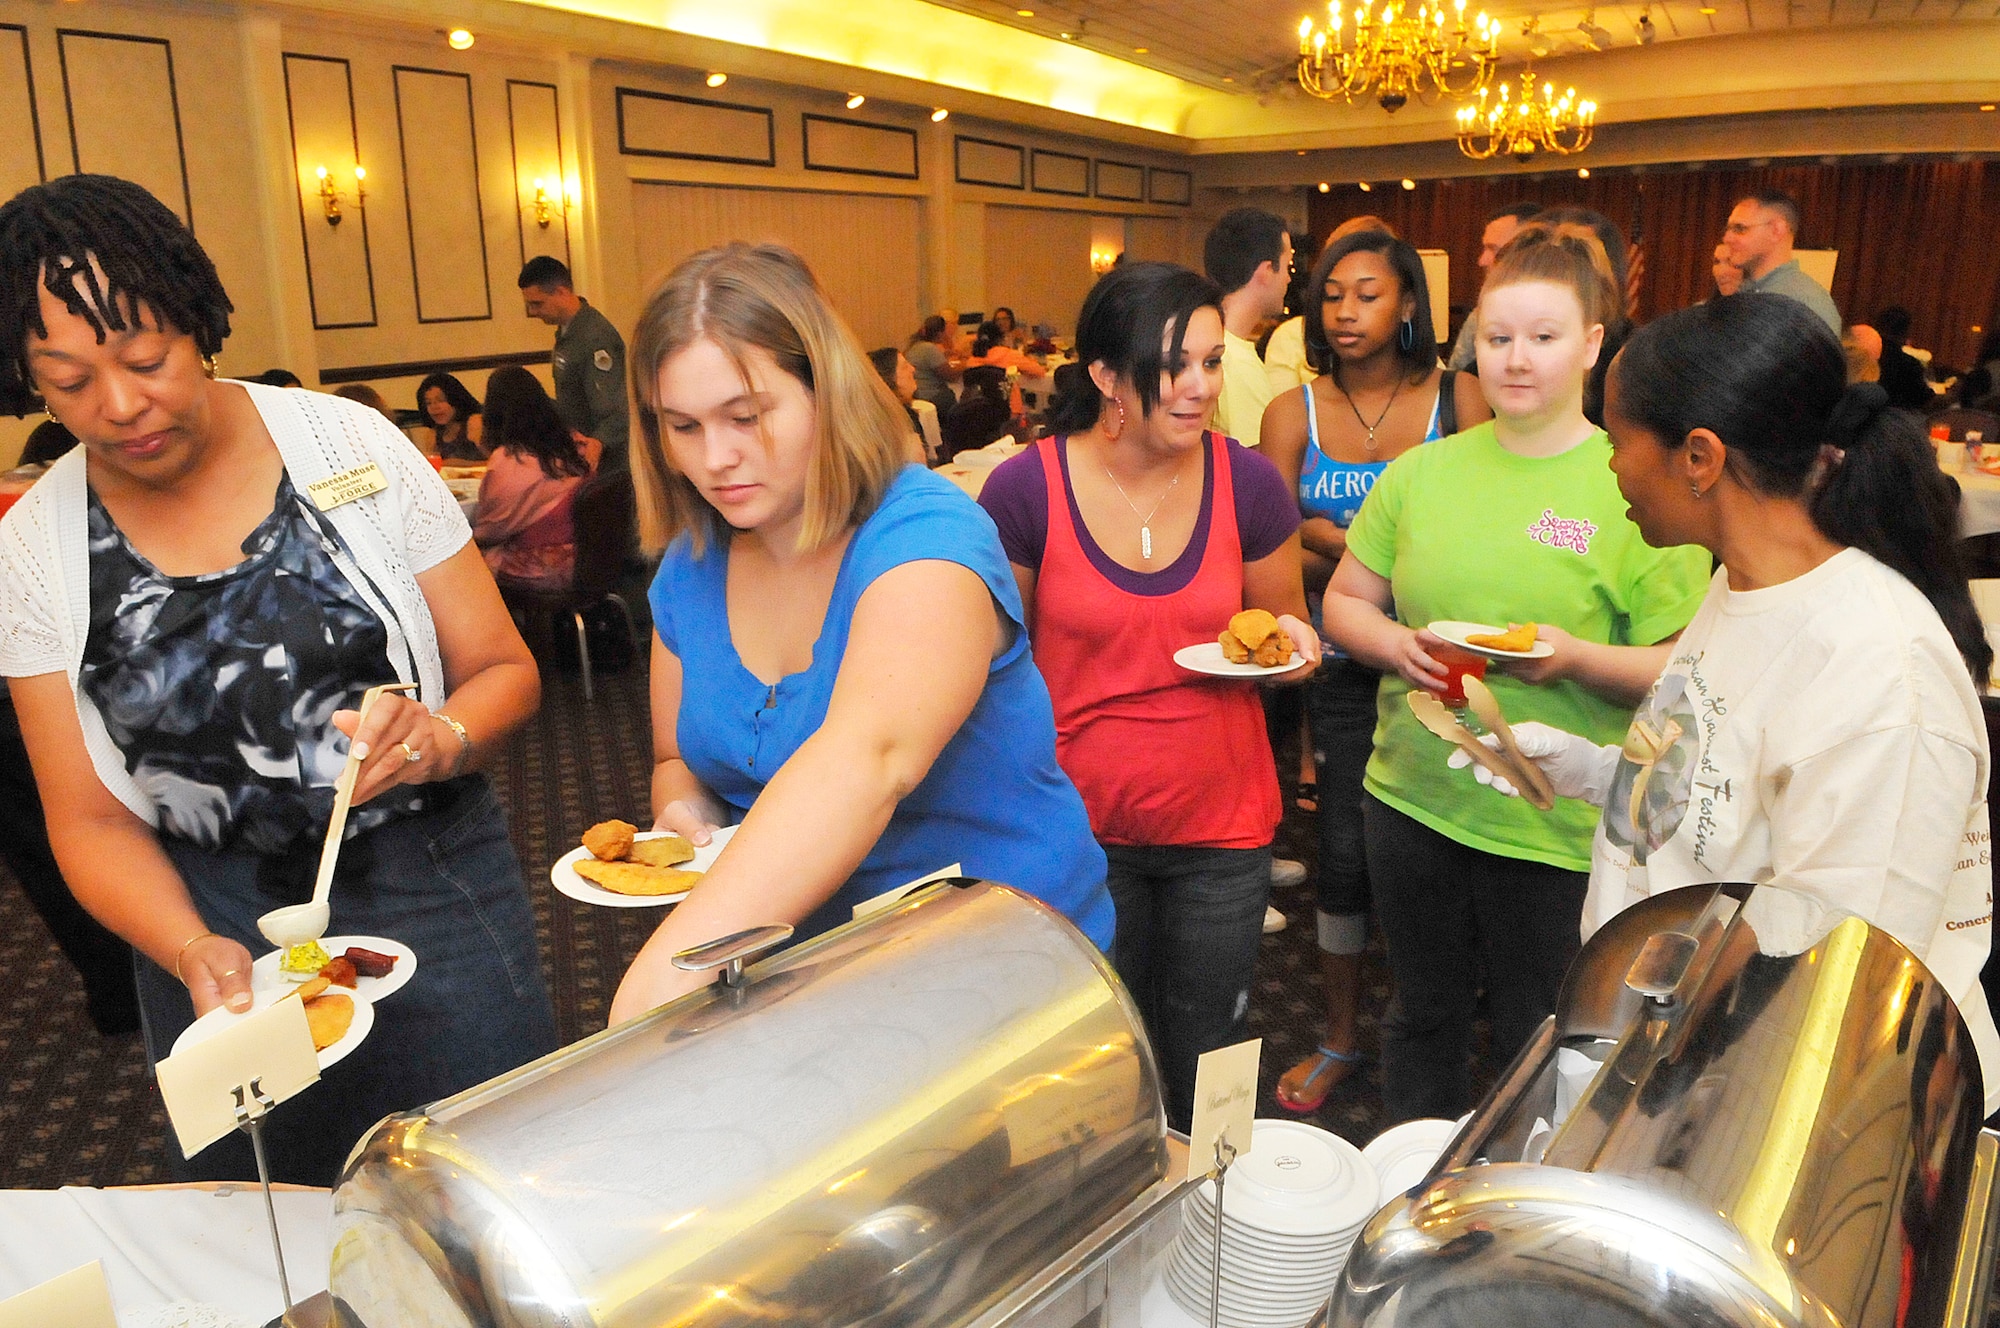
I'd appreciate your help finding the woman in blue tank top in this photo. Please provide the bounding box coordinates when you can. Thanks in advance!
[1257,227,1491,1113]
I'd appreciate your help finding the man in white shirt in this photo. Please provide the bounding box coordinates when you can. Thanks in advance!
[1446,200,1542,370]
[1203,208,1292,444]
[1721,189,1841,335]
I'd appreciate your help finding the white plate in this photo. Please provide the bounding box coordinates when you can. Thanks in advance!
[1173,641,1310,679]
[549,825,738,908]
[1426,620,1556,661]
[1194,1120,1380,1238]
[1362,1117,1459,1197]
[171,983,375,1071]
[253,935,416,1003]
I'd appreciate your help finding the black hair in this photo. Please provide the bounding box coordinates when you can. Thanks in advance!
[1611,293,1990,684]
[1875,305,1912,346]
[1301,229,1436,381]
[18,417,76,465]
[416,371,481,439]
[1202,207,1289,297]
[0,174,233,416]
[1488,200,1544,226]
[960,364,1008,404]
[1740,187,1802,238]
[481,365,590,479]
[993,306,1017,331]
[910,314,947,347]
[252,367,303,389]
[972,319,1005,357]
[866,346,900,388]
[517,255,573,292]
[1045,262,1222,436]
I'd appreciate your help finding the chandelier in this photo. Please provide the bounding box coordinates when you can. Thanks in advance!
[1454,70,1597,160]
[1296,0,1501,111]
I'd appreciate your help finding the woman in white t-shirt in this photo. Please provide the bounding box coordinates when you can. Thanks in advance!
[1494,293,2000,1112]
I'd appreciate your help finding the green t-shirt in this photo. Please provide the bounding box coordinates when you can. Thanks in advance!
[1345,421,1710,871]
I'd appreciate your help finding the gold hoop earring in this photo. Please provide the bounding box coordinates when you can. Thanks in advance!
[200,353,218,380]
[1102,397,1127,441]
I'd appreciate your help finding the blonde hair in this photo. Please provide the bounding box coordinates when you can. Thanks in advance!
[629,243,920,555]
[1481,221,1618,330]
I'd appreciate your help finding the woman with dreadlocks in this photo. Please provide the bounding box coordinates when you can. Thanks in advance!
[0,175,558,1184]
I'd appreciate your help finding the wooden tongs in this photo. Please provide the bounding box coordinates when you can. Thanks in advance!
[1407,680,1557,810]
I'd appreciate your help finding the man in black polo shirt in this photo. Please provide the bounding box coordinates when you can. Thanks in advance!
[519,256,628,470]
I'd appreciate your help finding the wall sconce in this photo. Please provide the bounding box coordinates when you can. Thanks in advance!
[1089,247,1120,275]
[532,178,554,229]
[313,165,364,225]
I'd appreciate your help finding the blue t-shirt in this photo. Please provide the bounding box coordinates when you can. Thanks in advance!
[649,464,1113,946]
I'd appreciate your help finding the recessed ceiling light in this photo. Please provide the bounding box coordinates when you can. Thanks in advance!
[1296,149,1307,156]
[932,107,950,121]
[446,28,474,49]
[1017,7,1035,14]
[1401,177,1416,189]
[1982,104,1997,112]
[1059,30,1073,38]
[1577,167,1590,177]
[846,93,866,109]
[1134,46,1149,53]
[705,72,727,88]
[1222,75,1235,82]
[1358,181,1372,191]
[1317,181,1331,192]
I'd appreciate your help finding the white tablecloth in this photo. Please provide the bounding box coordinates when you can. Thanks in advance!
[0,1187,332,1327]
[1957,467,2000,539]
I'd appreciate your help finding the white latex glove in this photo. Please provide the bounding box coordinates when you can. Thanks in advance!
[1448,721,1621,806]
[1447,742,1522,798]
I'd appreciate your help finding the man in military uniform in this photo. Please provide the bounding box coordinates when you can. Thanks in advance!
[519,256,628,470]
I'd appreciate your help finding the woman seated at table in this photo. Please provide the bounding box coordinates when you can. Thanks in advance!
[1489,293,2000,1113]
[992,306,1028,350]
[608,242,1113,1022]
[473,365,600,592]
[1320,223,1710,1124]
[966,319,1043,375]
[978,261,1320,1130]
[905,315,962,416]
[0,174,557,1185]
[417,370,486,460]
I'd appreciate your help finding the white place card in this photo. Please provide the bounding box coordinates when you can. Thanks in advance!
[0,1260,117,1328]
[1186,1038,1261,1183]
[155,996,320,1158]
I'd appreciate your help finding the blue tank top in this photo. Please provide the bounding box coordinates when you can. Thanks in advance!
[1297,380,1447,527]
[648,465,1114,947]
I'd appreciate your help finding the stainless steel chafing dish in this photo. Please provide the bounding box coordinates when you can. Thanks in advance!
[1330,883,2000,1328]
[326,880,1192,1328]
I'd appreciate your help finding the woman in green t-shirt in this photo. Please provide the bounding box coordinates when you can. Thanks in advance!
[1321,223,1711,1123]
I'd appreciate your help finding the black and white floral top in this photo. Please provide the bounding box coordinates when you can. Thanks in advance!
[79,476,404,854]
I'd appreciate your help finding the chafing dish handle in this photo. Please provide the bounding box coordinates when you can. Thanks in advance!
[1945,1128,2000,1328]
[672,923,795,989]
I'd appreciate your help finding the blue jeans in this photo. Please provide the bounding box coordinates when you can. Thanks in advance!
[136,776,559,1186]
[1104,842,1272,1132]
[1309,658,1381,929]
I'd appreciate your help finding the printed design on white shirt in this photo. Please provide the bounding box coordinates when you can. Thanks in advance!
[1525,508,1599,555]
[1603,670,1702,863]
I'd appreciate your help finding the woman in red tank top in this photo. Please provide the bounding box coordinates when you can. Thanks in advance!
[979,263,1319,1129]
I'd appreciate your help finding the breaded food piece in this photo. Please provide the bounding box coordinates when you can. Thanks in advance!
[628,834,696,868]
[303,993,354,1050]
[575,858,701,897]
[1218,629,1252,664]
[1465,622,1539,652]
[318,955,359,988]
[289,974,333,1003]
[1252,630,1293,668]
[582,819,638,861]
[1228,609,1280,650]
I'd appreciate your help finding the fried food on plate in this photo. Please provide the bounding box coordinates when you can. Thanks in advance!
[289,974,333,1002]
[628,834,696,868]
[1229,609,1280,648]
[575,858,701,897]
[1218,608,1296,668]
[582,819,638,861]
[303,993,354,1051]
[1465,622,1539,653]
[319,955,359,988]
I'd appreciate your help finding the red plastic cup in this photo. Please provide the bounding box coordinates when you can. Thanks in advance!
[1931,423,1953,443]
[1433,643,1488,708]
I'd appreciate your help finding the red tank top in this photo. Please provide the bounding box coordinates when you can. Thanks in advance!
[1031,434,1280,849]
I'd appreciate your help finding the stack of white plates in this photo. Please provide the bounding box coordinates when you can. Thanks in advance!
[1360,1117,1459,1199]
[1161,1120,1380,1328]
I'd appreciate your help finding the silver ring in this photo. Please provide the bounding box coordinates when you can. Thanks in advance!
[399,742,423,764]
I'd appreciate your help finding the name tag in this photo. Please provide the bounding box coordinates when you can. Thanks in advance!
[306,463,388,511]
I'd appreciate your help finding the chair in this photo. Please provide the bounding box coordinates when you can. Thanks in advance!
[498,468,639,701]
[909,398,945,464]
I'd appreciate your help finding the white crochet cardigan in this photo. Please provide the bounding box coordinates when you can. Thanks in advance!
[0,382,471,825]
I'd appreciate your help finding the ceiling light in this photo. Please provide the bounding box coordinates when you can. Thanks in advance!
[1296,149,1307,156]
[1222,75,1235,82]
[446,28,474,49]
[1577,11,1613,49]
[1358,180,1373,191]
[1577,167,1590,177]
[1059,30,1072,38]
[705,72,728,88]
[1982,104,1997,112]
[931,107,950,121]
[1636,11,1656,43]
[1317,181,1331,192]
[1401,177,1416,190]
[1134,46,1149,53]
[845,93,866,109]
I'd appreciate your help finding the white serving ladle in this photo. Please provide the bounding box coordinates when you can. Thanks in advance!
[257,682,417,949]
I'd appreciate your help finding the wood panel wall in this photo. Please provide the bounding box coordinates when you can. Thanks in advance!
[984,205,1095,337]
[1307,159,2000,370]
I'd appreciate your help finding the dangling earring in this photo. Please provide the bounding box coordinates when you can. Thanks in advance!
[1689,483,1703,499]
[1102,396,1127,441]
[1399,318,1415,351]
[200,353,218,381]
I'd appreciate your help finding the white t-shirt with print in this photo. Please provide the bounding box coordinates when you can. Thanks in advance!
[1584,547,2000,1112]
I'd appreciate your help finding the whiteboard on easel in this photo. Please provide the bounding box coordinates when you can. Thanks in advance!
[1417,249,1451,345]
[1796,249,1838,291]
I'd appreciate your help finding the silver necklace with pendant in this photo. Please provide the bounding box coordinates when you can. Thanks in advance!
[1102,461,1181,561]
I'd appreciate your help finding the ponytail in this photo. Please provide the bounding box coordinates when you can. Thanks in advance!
[1045,361,1100,434]
[1613,295,1991,684]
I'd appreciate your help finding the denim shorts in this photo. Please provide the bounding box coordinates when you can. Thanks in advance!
[135,776,559,1186]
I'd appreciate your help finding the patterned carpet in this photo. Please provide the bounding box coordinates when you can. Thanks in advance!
[0,649,1410,1190]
